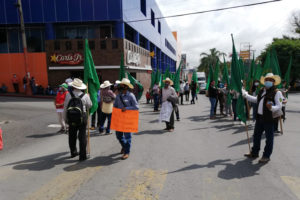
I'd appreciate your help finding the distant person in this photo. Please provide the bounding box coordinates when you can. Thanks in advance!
[208,81,218,119]
[184,82,190,101]
[190,80,197,104]
[55,83,68,133]
[30,77,36,95]
[152,83,160,111]
[0,83,7,93]
[11,74,19,93]
[146,89,151,104]
[179,81,185,105]
[113,78,138,160]
[23,75,28,93]
[90,89,101,130]
[99,80,116,135]
[64,78,92,161]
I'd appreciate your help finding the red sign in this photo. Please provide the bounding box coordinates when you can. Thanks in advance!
[50,53,83,65]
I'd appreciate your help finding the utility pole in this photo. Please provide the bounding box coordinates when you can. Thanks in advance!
[16,0,30,95]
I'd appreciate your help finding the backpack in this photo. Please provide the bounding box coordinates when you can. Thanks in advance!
[67,91,85,126]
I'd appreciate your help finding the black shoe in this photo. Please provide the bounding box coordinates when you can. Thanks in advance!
[244,152,259,159]
[70,152,79,158]
[177,118,180,121]
[79,154,90,161]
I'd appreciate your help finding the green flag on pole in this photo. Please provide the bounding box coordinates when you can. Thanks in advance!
[270,48,282,88]
[284,56,292,98]
[192,70,199,93]
[83,39,100,114]
[126,72,144,101]
[230,35,247,123]
[119,53,126,81]
[222,57,230,85]
[205,64,214,90]
[214,60,220,87]
[173,63,182,92]
[246,57,255,92]
[150,71,156,89]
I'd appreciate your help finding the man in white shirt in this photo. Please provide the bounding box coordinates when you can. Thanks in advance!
[242,73,283,163]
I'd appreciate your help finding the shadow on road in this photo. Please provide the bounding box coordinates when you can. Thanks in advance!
[168,158,265,179]
[4,152,72,171]
[63,153,121,172]
[228,133,281,148]
[188,115,210,122]
[136,130,166,135]
[214,123,254,134]
[26,132,61,138]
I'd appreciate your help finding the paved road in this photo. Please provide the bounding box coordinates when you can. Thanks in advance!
[0,94,300,200]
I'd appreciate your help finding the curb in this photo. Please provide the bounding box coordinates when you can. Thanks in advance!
[0,93,54,99]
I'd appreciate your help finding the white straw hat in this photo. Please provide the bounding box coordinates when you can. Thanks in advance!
[163,77,174,86]
[260,73,281,86]
[71,78,87,90]
[120,78,134,89]
[100,80,112,89]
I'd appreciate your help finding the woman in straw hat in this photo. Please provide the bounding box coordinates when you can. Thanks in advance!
[55,83,68,133]
[242,73,283,163]
[113,78,139,160]
[99,80,116,135]
[63,78,92,161]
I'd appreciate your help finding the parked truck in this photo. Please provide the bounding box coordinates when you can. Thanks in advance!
[197,72,206,94]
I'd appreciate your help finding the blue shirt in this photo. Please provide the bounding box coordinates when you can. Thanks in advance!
[114,91,139,110]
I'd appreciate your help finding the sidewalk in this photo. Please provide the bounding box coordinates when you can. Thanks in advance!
[0,92,54,99]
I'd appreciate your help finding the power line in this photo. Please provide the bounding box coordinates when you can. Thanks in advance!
[126,0,282,23]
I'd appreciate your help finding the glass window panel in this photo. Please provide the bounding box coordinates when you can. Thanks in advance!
[0,29,8,53]
[8,29,20,53]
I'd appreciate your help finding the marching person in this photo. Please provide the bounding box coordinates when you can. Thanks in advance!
[90,89,101,130]
[179,80,185,105]
[113,78,139,160]
[64,78,92,161]
[99,80,116,135]
[152,82,160,111]
[161,78,177,131]
[242,73,283,163]
[11,74,19,93]
[184,82,190,101]
[208,80,218,119]
[190,80,197,104]
[55,83,68,133]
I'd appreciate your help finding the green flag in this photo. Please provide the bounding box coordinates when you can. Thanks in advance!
[126,72,144,101]
[239,58,245,81]
[284,56,292,98]
[262,51,272,76]
[214,60,220,87]
[83,39,100,114]
[150,71,156,89]
[173,63,182,92]
[270,48,282,88]
[119,53,126,81]
[192,70,199,93]
[230,35,247,123]
[222,57,230,85]
[246,57,255,92]
[205,64,214,90]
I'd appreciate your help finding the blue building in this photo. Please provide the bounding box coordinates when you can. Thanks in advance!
[0,0,177,90]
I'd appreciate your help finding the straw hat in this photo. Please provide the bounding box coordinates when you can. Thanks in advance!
[71,78,87,90]
[115,80,121,85]
[260,73,281,86]
[120,78,134,89]
[163,77,174,86]
[100,80,112,89]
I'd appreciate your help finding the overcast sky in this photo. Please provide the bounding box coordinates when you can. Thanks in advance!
[155,0,300,68]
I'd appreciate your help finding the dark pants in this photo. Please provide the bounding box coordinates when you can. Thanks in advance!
[13,83,19,93]
[191,92,196,104]
[165,110,174,129]
[175,106,180,120]
[252,103,258,121]
[282,106,286,121]
[185,91,189,101]
[274,119,279,131]
[91,102,101,127]
[68,122,87,159]
[116,132,132,154]
[179,93,184,105]
[232,99,237,121]
[214,98,219,115]
[153,94,159,111]
[99,111,112,133]
[251,115,275,158]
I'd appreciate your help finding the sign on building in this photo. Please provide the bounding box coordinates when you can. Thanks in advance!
[50,53,83,65]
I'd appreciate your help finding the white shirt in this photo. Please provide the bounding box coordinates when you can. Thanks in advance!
[245,89,283,115]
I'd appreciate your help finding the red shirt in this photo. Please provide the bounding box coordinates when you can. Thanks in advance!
[12,77,19,84]
[55,91,68,109]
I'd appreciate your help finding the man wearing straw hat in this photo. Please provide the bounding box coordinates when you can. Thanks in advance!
[242,73,283,163]
[161,78,177,132]
[113,78,139,160]
[99,80,116,135]
[64,78,92,161]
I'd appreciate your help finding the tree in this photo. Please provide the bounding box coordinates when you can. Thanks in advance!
[291,11,300,36]
[198,48,226,75]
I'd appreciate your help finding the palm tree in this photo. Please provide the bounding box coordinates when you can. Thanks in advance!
[198,48,226,75]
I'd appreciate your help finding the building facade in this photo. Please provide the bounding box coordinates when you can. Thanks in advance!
[0,0,177,92]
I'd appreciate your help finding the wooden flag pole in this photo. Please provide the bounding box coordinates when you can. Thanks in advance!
[86,83,91,156]
[245,124,251,153]
[245,100,250,120]
[279,116,283,135]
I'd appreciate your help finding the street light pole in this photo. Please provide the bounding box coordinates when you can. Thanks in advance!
[16,0,30,95]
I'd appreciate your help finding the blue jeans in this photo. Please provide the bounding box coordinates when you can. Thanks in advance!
[209,97,217,117]
[116,132,132,154]
[252,115,274,158]
[99,112,112,133]
[153,94,159,111]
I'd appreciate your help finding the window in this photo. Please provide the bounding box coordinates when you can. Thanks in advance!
[54,41,60,50]
[158,21,161,34]
[140,0,146,16]
[77,40,83,50]
[89,40,95,50]
[0,29,8,53]
[100,40,106,49]
[8,29,20,53]
[65,41,72,50]
[100,26,112,39]
[151,10,155,27]
[112,40,118,49]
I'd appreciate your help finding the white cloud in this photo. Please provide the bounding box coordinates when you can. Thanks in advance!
[156,0,300,67]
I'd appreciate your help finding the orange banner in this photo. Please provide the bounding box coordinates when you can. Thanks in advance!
[110,108,139,133]
[0,128,3,150]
